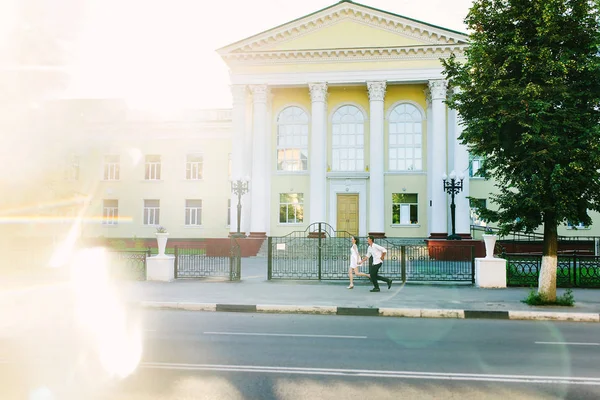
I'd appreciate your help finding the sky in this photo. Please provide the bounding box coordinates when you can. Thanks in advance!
[10,0,475,110]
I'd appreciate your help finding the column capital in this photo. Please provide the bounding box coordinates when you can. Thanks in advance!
[428,79,448,100]
[367,81,387,102]
[231,85,247,105]
[308,82,328,103]
[249,85,270,104]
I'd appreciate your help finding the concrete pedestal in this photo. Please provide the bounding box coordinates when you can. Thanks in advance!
[146,255,175,282]
[475,257,507,288]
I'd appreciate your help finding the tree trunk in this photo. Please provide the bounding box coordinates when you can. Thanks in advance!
[538,218,558,301]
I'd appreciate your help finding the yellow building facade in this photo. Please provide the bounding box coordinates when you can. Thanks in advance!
[5,0,597,254]
[219,0,471,239]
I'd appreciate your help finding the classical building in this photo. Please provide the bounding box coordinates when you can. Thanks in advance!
[4,0,596,256]
[219,0,472,238]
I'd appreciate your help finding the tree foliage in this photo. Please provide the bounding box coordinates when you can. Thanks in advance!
[443,0,600,235]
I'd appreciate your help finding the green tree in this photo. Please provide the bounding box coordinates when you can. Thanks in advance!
[443,0,600,301]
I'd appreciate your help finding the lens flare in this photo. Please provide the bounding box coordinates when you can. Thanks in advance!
[70,247,143,379]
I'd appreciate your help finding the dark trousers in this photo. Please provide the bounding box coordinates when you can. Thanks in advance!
[369,262,391,290]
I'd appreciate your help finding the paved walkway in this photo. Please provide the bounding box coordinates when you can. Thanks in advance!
[124,257,600,322]
[2,257,599,323]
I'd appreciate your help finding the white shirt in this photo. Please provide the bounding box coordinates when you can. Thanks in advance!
[366,243,387,265]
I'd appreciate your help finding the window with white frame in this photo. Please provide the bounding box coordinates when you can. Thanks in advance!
[144,199,160,225]
[102,199,118,225]
[470,198,487,226]
[567,221,588,229]
[392,193,418,225]
[65,155,79,181]
[276,106,308,171]
[145,155,161,180]
[228,153,232,179]
[388,103,423,171]
[332,105,365,171]
[185,199,202,226]
[279,193,304,224]
[104,155,120,180]
[186,154,203,180]
[470,154,484,177]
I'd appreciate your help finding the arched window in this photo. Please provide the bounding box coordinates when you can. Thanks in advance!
[331,105,365,171]
[277,106,309,171]
[388,103,423,171]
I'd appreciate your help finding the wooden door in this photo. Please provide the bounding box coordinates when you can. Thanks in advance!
[337,194,359,236]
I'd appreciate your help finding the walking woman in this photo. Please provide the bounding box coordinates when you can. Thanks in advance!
[347,236,370,289]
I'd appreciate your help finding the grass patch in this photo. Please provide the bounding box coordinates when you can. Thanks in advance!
[522,288,575,306]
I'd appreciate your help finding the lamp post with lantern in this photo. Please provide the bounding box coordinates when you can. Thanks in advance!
[230,177,250,237]
[442,170,464,240]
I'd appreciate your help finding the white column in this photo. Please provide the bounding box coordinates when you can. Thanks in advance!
[230,85,247,234]
[451,88,471,236]
[367,81,386,236]
[242,89,253,234]
[428,79,448,236]
[424,88,433,236]
[308,83,328,224]
[249,85,270,236]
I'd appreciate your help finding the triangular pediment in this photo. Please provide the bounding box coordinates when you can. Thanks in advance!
[218,0,468,59]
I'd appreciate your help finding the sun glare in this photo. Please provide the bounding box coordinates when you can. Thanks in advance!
[66,0,231,110]
[70,247,143,379]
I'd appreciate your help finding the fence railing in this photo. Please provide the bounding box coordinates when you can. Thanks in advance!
[268,223,475,282]
[108,249,150,281]
[174,238,241,280]
[505,252,600,288]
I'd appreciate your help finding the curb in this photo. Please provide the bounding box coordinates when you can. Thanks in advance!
[139,301,600,323]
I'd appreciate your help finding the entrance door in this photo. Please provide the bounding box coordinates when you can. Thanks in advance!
[337,194,359,236]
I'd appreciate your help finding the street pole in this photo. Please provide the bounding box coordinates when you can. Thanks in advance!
[442,170,464,240]
[230,178,250,237]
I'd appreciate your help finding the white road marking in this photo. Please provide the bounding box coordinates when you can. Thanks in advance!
[535,342,600,346]
[203,331,367,339]
[141,362,600,385]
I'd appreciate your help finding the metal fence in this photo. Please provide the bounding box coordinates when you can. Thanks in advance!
[505,252,600,288]
[174,238,241,280]
[108,250,149,281]
[268,223,475,283]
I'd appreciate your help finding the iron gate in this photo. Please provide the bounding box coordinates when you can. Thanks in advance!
[174,238,241,280]
[268,222,475,283]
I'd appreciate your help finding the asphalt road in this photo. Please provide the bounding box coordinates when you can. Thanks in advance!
[1,309,600,399]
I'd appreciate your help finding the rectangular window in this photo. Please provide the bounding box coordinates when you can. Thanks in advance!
[186,154,203,180]
[65,155,79,181]
[145,155,161,180]
[228,153,232,179]
[470,155,484,177]
[104,155,120,180]
[470,198,487,226]
[567,221,588,229]
[392,193,418,225]
[185,199,202,226]
[103,199,118,225]
[279,193,304,224]
[144,199,160,225]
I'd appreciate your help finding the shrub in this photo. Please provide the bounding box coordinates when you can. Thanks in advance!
[522,288,575,306]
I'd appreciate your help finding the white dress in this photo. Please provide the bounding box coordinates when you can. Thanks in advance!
[350,244,360,269]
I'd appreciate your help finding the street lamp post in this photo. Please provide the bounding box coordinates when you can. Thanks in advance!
[442,170,464,240]
[230,177,250,237]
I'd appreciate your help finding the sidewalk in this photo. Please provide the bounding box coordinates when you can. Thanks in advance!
[123,257,600,323]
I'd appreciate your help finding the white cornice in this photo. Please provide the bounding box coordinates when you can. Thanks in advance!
[230,67,447,86]
[223,44,466,65]
[218,2,468,56]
